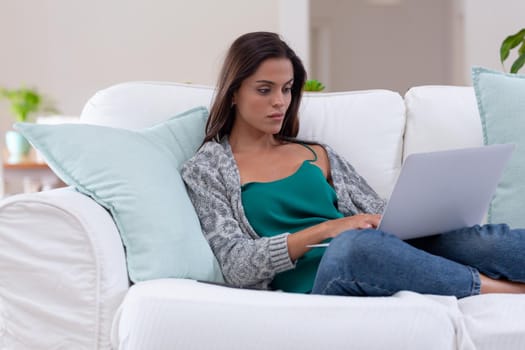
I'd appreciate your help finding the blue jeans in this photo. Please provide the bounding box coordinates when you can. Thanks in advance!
[311,224,525,298]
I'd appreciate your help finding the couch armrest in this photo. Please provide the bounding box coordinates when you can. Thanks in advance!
[0,188,129,349]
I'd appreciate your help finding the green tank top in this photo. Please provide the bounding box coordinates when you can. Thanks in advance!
[241,143,343,293]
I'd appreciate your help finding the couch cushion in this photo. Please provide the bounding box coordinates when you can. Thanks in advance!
[459,294,525,349]
[112,279,465,350]
[404,86,483,159]
[15,107,224,284]
[298,90,405,199]
[472,66,525,228]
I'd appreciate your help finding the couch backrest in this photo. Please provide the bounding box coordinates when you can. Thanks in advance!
[298,90,405,198]
[81,82,216,129]
[404,86,483,158]
[80,82,407,199]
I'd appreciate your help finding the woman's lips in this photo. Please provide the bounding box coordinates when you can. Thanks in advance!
[268,113,284,119]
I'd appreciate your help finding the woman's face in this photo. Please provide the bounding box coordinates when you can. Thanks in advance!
[232,58,294,137]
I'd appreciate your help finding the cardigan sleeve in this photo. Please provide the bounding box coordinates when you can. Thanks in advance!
[181,144,295,288]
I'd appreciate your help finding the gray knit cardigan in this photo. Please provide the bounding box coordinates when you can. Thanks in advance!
[181,138,386,290]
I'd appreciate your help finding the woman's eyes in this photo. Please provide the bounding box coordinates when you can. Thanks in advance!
[257,87,292,94]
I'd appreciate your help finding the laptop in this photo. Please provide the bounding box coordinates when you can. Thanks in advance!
[377,143,515,240]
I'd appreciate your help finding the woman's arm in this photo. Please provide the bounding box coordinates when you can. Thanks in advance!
[181,149,294,288]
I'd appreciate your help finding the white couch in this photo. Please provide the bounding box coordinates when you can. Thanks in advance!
[1,82,524,350]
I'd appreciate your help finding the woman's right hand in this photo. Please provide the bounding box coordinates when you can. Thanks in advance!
[323,214,382,239]
[287,213,381,261]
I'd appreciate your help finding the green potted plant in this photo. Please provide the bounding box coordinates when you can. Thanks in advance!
[304,79,326,92]
[1,87,44,163]
[500,28,525,74]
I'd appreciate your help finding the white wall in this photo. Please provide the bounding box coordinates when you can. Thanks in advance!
[2,0,524,132]
[4,0,522,138]
[463,0,525,82]
[310,0,456,94]
[279,0,310,72]
[1,0,307,138]
[309,0,525,93]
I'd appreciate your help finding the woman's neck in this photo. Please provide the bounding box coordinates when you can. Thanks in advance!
[229,128,281,154]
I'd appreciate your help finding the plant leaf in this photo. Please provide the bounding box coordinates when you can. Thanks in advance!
[519,41,525,56]
[510,52,525,74]
[500,28,525,62]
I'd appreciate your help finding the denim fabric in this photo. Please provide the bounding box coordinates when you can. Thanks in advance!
[311,224,525,298]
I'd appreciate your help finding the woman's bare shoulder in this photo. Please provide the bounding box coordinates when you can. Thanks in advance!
[290,141,331,177]
[310,143,329,159]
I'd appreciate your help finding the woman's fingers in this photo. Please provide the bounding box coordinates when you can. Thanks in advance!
[358,214,381,229]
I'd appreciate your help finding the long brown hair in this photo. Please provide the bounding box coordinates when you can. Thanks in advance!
[203,32,307,143]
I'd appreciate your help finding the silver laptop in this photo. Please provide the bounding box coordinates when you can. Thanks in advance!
[377,144,515,240]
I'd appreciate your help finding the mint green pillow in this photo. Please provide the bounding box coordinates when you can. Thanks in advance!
[472,66,525,227]
[16,106,224,283]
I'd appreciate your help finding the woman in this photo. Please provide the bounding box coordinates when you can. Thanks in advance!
[181,31,525,297]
